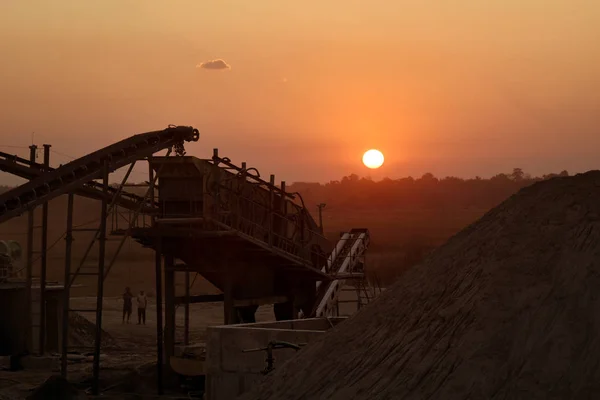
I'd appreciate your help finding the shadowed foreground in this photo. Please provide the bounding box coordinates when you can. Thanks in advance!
[241,170,600,400]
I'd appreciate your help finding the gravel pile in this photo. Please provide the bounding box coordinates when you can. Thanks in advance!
[242,171,600,399]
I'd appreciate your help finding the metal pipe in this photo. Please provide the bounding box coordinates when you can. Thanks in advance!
[155,217,205,224]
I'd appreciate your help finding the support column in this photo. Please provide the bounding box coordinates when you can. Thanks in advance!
[38,144,51,354]
[150,156,164,395]
[92,161,108,396]
[223,272,235,325]
[154,237,164,396]
[164,254,175,361]
[280,181,287,245]
[184,270,190,346]
[268,175,275,247]
[60,194,74,378]
[25,145,36,353]
[222,258,237,325]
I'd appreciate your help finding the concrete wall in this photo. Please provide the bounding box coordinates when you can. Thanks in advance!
[205,318,344,400]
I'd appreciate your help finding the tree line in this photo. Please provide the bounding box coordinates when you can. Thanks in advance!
[288,168,571,211]
[0,168,571,212]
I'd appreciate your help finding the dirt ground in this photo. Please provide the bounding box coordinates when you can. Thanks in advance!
[0,296,276,399]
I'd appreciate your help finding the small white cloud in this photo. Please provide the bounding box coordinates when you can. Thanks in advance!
[196,59,231,70]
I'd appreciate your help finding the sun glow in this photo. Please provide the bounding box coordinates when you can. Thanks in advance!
[362,149,384,169]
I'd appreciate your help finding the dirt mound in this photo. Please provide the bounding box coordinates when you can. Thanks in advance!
[69,313,117,349]
[241,171,600,399]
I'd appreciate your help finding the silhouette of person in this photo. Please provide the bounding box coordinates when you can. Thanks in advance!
[122,287,133,324]
[137,290,147,325]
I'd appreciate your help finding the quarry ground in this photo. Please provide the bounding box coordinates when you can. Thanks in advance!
[0,297,276,399]
[0,205,488,398]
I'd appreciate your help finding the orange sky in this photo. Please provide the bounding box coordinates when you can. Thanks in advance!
[0,1,599,185]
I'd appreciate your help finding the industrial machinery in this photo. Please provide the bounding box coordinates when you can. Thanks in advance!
[0,124,376,395]
[129,152,371,323]
[0,240,22,281]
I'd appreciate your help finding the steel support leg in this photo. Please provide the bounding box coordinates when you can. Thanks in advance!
[60,194,74,377]
[25,145,36,353]
[155,237,164,395]
[164,254,175,362]
[150,156,164,395]
[184,271,190,346]
[91,161,108,395]
[38,144,51,354]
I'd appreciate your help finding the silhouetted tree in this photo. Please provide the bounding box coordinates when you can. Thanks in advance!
[511,168,525,182]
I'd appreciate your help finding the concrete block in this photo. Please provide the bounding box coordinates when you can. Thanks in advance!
[205,317,343,400]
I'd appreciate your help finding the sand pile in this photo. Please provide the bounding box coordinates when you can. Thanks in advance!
[69,312,117,349]
[241,171,600,400]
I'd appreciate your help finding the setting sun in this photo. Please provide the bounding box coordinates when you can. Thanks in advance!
[362,149,384,169]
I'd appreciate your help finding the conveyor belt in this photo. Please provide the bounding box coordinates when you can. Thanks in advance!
[311,228,370,317]
[0,151,156,212]
[0,125,199,223]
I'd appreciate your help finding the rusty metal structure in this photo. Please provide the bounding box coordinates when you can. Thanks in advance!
[0,125,372,395]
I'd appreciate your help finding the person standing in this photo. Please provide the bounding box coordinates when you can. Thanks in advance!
[122,287,133,324]
[137,290,148,325]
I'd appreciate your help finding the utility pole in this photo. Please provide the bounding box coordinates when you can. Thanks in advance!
[317,203,326,234]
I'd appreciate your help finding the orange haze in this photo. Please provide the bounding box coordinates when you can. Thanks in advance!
[0,1,599,185]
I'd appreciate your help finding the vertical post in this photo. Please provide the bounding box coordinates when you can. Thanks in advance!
[184,270,190,346]
[38,144,51,354]
[222,251,235,325]
[281,181,287,246]
[164,255,175,362]
[239,162,247,231]
[317,203,326,234]
[150,154,164,395]
[92,161,109,395]
[223,272,235,325]
[61,193,74,378]
[268,175,275,247]
[25,145,37,353]
[155,238,164,395]
[25,145,36,353]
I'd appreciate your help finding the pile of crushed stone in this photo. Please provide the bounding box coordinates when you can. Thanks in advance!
[241,171,600,399]
[69,313,117,349]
